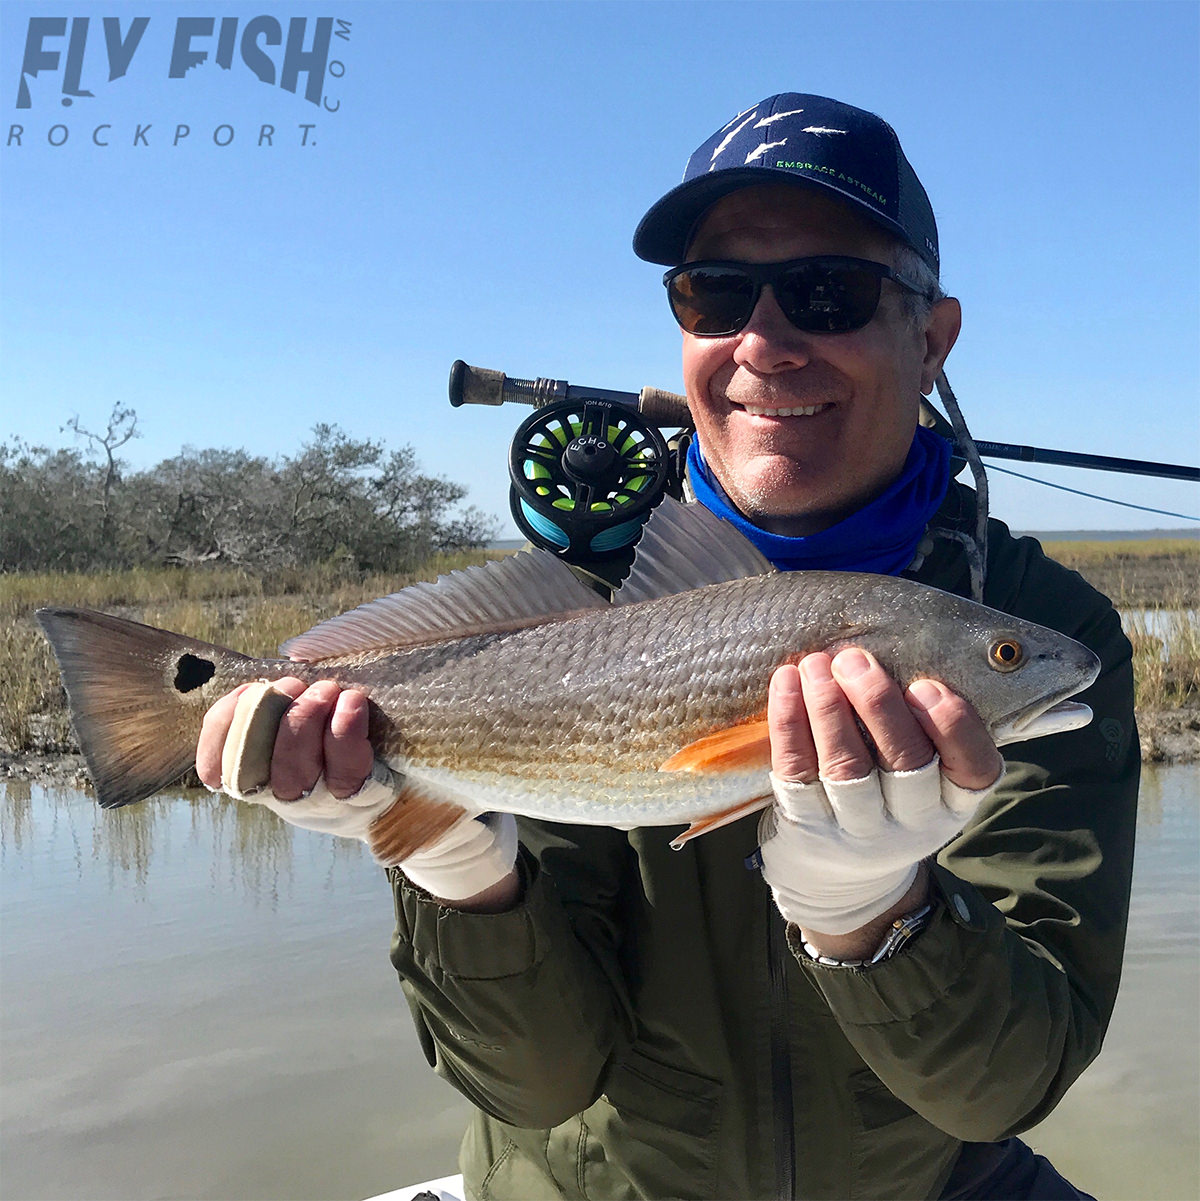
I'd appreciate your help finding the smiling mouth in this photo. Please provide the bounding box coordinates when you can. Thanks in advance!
[738,403,833,418]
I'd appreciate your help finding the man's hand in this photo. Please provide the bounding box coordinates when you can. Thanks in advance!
[760,649,1004,957]
[770,649,1003,789]
[196,681,521,911]
[197,678,374,800]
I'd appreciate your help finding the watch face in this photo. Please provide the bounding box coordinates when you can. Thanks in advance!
[802,902,935,968]
[872,903,935,963]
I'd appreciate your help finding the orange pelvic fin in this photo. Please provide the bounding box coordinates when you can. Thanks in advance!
[659,720,771,774]
[368,780,470,863]
[670,794,773,850]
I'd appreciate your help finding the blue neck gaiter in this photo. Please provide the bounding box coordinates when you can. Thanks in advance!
[685,425,951,575]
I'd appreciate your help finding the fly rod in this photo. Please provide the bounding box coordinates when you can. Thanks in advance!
[449,361,1200,483]
[971,442,1198,482]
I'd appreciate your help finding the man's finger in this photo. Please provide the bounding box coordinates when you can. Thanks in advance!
[197,683,252,790]
[222,683,295,796]
[323,689,374,798]
[829,648,934,774]
[767,664,818,782]
[905,679,1003,791]
[269,679,340,801]
[798,653,873,782]
[198,677,308,792]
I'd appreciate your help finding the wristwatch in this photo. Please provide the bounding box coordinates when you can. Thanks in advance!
[801,900,935,969]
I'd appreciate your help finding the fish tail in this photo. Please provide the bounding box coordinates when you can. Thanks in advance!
[35,607,253,808]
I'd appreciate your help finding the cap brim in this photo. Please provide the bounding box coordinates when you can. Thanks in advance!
[632,168,912,266]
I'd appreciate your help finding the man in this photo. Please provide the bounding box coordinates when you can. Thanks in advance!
[197,94,1139,1199]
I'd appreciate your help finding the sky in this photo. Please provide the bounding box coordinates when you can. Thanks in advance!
[2,0,1197,539]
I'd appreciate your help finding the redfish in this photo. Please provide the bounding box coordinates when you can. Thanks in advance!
[36,498,1099,854]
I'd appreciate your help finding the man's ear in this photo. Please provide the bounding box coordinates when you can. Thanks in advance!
[920,297,961,396]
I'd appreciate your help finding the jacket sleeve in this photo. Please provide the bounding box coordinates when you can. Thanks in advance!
[388,820,638,1129]
[793,532,1140,1142]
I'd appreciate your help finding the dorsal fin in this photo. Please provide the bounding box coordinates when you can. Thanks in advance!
[281,549,608,662]
[614,495,774,606]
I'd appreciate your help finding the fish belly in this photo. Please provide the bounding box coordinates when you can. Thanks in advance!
[405,763,773,828]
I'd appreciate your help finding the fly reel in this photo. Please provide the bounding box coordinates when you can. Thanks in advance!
[509,397,670,558]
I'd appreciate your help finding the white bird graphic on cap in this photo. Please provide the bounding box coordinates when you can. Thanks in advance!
[745,140,787,164]
[753,109,805,127]
[710,112,759,162]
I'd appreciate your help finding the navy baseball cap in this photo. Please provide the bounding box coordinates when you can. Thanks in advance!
[633,93,939,274]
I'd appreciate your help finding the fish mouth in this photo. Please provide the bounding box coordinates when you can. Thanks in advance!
[993,699,1094,747]
[991,653,1102,747]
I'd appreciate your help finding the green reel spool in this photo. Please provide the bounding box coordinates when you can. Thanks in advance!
[509,397,670,559]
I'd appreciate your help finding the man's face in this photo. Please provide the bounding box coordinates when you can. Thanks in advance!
[680,184,960,536]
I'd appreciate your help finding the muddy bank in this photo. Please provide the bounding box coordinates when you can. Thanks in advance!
[0,751,92,790]
[1138,707,1200,765]
[0,749,207,792]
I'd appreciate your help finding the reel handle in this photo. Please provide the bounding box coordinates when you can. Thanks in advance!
[448,360,691,427]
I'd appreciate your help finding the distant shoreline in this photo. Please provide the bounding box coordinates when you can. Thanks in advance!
[1016,528,1199,543]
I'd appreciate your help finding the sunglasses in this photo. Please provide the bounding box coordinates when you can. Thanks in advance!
[662,255,932,337]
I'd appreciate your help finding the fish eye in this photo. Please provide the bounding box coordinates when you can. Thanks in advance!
[989,639,1024,672]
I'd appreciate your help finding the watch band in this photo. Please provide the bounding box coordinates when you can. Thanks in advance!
[801,900,935,968]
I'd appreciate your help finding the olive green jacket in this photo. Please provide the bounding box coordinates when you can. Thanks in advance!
[388,485,1139,1200]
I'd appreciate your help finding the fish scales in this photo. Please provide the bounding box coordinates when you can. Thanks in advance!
[257,571,1071,828]
[343,576,842,769]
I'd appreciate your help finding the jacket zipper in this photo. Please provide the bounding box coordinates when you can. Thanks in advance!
[768,908,795,1200]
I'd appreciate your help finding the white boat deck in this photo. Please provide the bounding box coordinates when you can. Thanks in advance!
[364,1173,464,1201]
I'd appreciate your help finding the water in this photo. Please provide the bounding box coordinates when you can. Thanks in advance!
[0,790,472,1201]
[1122,608,1198,653]
[1024,764,1200,1199]
[2,769,1197,1201]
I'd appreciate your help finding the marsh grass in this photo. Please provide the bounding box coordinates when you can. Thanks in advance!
[2,541,1196,758]
[1043,538,1198,609]
[0,549,501,753]
[0,613,72,753]
[1124,604,1200,711]
[1045,539,1198,717]
[1041,538,1197,560]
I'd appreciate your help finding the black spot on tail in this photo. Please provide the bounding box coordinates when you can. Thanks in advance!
[174,653,216,693]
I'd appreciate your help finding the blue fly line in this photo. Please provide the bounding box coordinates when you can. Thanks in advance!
[985,463,1199,523]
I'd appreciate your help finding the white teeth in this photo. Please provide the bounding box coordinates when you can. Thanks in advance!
[742,404,826,417]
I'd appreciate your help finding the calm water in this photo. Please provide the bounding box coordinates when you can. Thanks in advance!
[1122,608,1198,651]
[2,768,1197,1201]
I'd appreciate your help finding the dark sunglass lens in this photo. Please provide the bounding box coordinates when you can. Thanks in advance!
[776,264,882,333]
[669,267,756,335]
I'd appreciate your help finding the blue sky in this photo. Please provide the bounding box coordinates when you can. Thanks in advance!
[2,0,1197,538]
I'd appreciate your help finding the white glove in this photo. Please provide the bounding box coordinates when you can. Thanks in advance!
[228,757,405,843]
[246,771,517,898]
[759,756,1000,935]
[394,811,519,900]
[217,682,518,897]
[218,681,402,842]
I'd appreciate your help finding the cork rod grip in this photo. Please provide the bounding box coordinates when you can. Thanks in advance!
[638,387,691,427]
